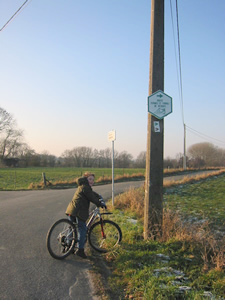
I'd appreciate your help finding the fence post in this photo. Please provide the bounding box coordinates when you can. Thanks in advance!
[14,170,16,190]
[42,173,46,186]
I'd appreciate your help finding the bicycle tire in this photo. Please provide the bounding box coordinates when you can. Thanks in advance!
[88,220,122,253]
[46,219,77,260]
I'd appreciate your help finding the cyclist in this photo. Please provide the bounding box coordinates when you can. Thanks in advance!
[65,172,107,259]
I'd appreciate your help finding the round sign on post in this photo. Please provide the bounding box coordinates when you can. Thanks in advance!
[148,90,172,119]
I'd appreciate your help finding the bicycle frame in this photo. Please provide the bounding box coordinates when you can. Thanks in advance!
[69,207,113,244]
[86,207,112,230]
[86,207,100,229]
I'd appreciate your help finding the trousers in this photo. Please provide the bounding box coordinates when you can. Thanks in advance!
[68,215,87,249]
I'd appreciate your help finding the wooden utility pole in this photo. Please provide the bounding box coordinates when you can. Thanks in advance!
[144,0,164,240]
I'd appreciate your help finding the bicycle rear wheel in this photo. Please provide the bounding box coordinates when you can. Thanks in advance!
[46,219,77,259]
[88,220,122,253]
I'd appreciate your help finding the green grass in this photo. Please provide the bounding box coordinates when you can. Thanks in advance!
[98,175,225,299]
[1,166,222,191]
[164,176,225,231]
[0,167,145,190]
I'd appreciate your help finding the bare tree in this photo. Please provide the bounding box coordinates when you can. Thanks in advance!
[0,107,24,162]
[0,107,13,133]
[135,151,146,168]
[188,142,224,167]
[61,147,94,167]
[39,151,56,167]
[61,149,73,166]
[97,148,112,168]
[115,151,133,168]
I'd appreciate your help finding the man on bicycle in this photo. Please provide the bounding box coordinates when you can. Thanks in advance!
[66,172,107,259]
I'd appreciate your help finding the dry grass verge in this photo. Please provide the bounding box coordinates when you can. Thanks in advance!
[110,184,225,272]
[163,168,225,187]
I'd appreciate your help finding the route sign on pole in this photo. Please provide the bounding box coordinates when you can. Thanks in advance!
[148,90,172,119]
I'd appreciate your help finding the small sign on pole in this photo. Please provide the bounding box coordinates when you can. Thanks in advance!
[148,90,172,119]
[108,130,116,206]
[108,130,116,142]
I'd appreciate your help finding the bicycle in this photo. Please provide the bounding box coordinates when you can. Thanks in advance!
[46,207,122,260]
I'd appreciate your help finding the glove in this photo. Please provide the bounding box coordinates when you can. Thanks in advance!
[99,199,107,209]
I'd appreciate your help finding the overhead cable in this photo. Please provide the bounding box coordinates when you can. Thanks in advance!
[0,0,31,32]
[169,0,183,124]
[175,0,185,125]
[186,125,225,146]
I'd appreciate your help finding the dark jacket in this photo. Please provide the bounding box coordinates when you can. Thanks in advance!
[65,177,101,221]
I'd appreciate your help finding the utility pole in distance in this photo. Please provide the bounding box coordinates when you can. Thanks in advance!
[183,124,187,170]
[144,0,164,240]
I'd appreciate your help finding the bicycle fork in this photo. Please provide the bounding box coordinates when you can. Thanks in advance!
[100,219,106,239]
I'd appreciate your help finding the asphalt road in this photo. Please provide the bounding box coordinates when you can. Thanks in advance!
[0,181,144,300]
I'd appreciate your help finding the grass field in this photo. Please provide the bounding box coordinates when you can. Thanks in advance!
[0,167,145,190]
[164,175,225,232]
[92,174,225,299]
[1,166,221,191]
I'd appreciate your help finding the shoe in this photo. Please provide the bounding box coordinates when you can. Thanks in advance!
[76,249,87,259]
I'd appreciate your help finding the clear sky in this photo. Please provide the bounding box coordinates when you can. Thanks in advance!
[1,0,225,159]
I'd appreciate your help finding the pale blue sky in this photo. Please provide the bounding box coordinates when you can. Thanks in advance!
[1,0,225,159]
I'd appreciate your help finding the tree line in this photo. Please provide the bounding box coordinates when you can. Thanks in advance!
[1,106,225,168]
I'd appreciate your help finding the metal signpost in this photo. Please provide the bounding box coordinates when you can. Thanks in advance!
[108,130,116,206]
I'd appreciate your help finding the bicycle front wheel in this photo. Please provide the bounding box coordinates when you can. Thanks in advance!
[46,219,77,260]
[88,220,122,253]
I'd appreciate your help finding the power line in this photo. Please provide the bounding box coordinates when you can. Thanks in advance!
[169,1,186,124]
[175,0,185,125]
[170,0,185,125]
[0,0,31,32]
[169,0,182,114]
[170,0,187,168]
[186,125,225,146]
